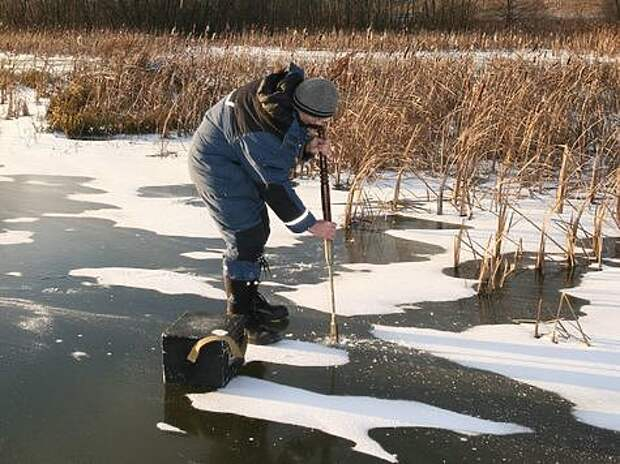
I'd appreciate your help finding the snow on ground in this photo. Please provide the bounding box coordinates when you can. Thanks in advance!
[0,52,100,75]
[204,45,619,66]
[374,261,620,432]
[69,267,225,300]
[3,47,616,81]
[188,376,532,463]
[244,339,349,367]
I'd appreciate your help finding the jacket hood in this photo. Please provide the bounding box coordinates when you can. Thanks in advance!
[256,63,305,134]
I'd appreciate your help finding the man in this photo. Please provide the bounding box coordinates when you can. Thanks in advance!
[188,63,338,344]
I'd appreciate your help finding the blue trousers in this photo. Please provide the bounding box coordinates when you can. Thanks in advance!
[189,153,269,282]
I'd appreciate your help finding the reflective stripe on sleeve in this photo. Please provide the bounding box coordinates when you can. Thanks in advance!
[284,209,311,227]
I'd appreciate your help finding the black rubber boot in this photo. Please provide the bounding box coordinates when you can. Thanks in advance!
[224,277,254,316]
[224,276,283,346]
[255,257,289,323]
[245,321,284,345]
[255,291,289,322]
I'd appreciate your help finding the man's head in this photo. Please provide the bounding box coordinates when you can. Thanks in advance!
[293,78,339,128]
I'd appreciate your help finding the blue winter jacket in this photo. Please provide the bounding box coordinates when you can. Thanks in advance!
[188,63,317,234]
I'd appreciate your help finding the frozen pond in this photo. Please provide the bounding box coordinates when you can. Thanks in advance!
[0,171,618,463]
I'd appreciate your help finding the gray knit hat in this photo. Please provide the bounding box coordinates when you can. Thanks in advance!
[293,78,339,118]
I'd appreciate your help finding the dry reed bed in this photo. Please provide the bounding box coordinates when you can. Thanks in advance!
[8,49,617,187]
[0,24,618,58]
[331,56,618,179]
[1,30,617,231]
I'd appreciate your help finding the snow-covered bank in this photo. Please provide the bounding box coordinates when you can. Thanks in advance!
[204,45,620,66]
[188,376,532,463]
[374,262,620,432]
[0,52,100,75]
[4,46,616,78]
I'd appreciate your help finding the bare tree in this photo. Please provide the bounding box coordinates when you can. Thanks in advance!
[603,0,620,20]
[498,0,544,24]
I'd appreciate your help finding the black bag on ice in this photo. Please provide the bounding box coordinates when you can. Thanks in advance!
[162,312,247,389]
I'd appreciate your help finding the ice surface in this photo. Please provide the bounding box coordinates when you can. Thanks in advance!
[2,88,618,441]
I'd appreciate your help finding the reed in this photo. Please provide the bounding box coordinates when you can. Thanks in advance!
[535,222,547,275]
[476,237,493,294]
[551,293,591,346]
[555,146,571,214]
[453,227,463,269]
[616,168,620,228]
[592,204,605,268]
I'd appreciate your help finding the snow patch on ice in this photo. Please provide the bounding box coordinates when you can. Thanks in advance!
[3,217,39,223]
[69,267,225,300]
[279,257,475,317]
[188,376,532,463]
[71,351,90,361]
[25,180,61,187]
[180,250,223,260]
[4,271,23,277]
[18,314,51,334]
[245,339,349,367]
[0,230,34,245]
[156,422,187,435]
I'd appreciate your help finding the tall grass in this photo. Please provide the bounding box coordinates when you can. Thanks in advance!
[1,24,618,57]
[46,53,264,137]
